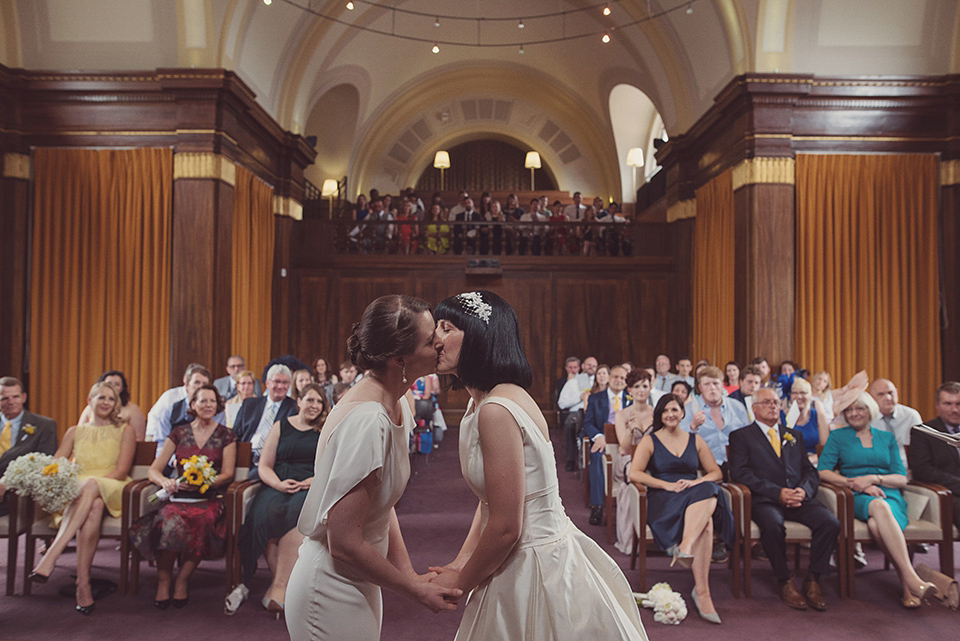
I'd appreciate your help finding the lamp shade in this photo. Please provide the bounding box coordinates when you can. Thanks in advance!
[625,147,645,167]
[524,151,542,169]
[433,150,451,169]
[321,179,338,196]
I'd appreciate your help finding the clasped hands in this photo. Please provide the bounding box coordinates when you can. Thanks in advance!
[408,564,463,613]
[848,475,886,497]
[276,478,312,494]
[778,487,806,508]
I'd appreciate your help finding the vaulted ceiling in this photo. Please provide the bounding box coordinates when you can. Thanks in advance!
[3,0,958,200]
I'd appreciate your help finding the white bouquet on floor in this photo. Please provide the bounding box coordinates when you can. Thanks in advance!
[635,582,687,625]
[0,452,81,513]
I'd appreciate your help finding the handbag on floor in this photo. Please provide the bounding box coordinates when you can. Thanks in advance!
[916,563,959,610]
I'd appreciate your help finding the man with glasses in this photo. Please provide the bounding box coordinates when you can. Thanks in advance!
[729,387,840,611]
[234,364,297,477]
[214,355,261,401]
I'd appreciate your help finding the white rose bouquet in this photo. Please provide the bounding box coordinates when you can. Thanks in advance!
[635,582,687,625]
[0,452,81,513]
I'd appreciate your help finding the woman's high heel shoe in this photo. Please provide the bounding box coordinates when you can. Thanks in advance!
[691,589,721,624]
[76,603,95,616]
[172,597,189,609]
[907,581,936,604]
[666,545,694,569]
[28,570,50,584]
[266,599,284,620]
[153,598,171,610]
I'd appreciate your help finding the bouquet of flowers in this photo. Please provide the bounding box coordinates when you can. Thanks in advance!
[635,582,687,625]
[0,452,81,513]
[148,454,218,504]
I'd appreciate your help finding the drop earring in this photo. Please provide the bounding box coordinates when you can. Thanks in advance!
[401,362,407,384]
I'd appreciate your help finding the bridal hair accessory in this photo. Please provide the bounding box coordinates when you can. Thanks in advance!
[457,292,491,324]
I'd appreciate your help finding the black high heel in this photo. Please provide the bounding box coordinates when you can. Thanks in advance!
[28,571,50,584]
[76,603,95,616]
[172,597,189,609]
[154,598,171,610]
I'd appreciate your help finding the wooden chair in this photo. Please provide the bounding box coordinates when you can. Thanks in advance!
[726,480,847,598]
[1,493,26,595]
[626,479,743,597]
[836,479,954,597]
[127,441,253,595]
[23,441,157,596]
[224,445,261,591]
[602,423,621,544]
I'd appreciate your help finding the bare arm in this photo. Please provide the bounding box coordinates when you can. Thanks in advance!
[614,409,630,455]
[149,439,179,494]
[694,434,723,483]
[104,424,136,480]
[258,422,298,493]
[434,503,483,573]
[124,403,147,441]
[54,426,77,459]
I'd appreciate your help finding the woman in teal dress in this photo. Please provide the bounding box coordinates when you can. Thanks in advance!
[817,391,934,608]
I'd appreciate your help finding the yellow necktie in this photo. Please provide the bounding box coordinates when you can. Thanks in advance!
[613,396,620,412]
[768,427,781,457]
[0,421,12,455]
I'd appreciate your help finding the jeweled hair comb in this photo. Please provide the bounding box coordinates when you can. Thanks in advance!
[457,291,492,324]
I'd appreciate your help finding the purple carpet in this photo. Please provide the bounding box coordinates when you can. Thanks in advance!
[2,425,957,640]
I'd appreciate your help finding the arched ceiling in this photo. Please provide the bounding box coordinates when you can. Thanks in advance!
[4,0,960,196]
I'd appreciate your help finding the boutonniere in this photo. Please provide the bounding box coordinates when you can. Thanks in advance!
[626,394,633,402]
[782,432,797,448]
[22,424,35,437]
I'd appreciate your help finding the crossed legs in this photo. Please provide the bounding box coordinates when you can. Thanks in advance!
[866,500,926,605]
[679,497,718,616]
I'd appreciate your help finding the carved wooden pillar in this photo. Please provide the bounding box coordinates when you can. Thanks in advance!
[941,160,960,384]
[170,153,236,384]
[732,157,796,367]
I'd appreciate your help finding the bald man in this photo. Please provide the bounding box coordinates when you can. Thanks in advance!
[869,378,921,468]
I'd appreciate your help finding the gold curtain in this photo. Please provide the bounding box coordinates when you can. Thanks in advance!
[231,165,275,377]
[795,154,940,416]
[692,168,736,366]
[30,148,172,434]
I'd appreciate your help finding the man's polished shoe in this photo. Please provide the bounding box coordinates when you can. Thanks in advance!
[779,579,808,610]
[588,506,603,526]
[802,577,827,611]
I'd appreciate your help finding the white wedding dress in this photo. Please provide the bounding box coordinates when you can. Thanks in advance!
[455,396,648,641]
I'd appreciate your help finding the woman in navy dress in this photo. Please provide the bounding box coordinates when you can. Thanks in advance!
[629,394,735,623]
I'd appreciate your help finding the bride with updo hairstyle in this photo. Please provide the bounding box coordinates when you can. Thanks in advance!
[429,290,648,641]
[285,294,460,641]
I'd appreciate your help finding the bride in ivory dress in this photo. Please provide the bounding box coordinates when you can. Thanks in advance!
[429,291,648,641]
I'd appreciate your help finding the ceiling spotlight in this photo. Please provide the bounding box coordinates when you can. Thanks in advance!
[346,2,354,10]
[263,0,272,5]
[518,19,524,29]
[432,43,440,54]
[435,17,440,27]
[686,3,693,14]
[519,44,525,54]
[603,4,611,16]
[602,33,610,43]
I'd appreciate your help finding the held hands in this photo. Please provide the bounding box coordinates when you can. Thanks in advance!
[414,567,462,612]
[590,434,607,453]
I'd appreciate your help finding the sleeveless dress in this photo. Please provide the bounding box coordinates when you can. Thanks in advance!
[286,400,413,641]
[237,415,320,583]
[73,423,131,517]
[456,397,647,641]
[782,405,820,454]
[645,432,735,553]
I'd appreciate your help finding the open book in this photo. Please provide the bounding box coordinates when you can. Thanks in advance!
[912,423,960,448]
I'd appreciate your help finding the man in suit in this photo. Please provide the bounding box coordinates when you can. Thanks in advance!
[582,365,631,525]
[729,387,840,611]
[908,381,960,531]
[233,364,296,476]
[214,355,261,402]
[0,376,58,516]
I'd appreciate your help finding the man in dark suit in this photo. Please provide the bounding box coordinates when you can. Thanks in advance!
[582,365,631,525]
[233,364,296,478]
[214,354,261,402]
[729,387,839,611]
[908,381,960,531]
[0,377,58,516]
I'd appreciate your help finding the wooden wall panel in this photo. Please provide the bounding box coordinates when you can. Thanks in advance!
[0,176,29,378]
[941,185,960,386]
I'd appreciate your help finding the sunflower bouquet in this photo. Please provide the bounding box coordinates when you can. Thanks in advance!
[148,454,218,504]
[0,452,81,513]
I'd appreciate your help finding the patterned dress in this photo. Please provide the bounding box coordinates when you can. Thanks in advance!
[129,423,236,560]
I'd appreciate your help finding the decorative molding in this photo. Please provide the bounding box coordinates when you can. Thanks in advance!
[173,152,236,186]
[2,153,30,180]
[273,195,303,221]
[732,157,795,190]
[942,159,960,187]
[666,199,696,222]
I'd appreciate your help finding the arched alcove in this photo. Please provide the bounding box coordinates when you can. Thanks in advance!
[303,83,360,188]
[415,138,557,194]
[609,84,662,204]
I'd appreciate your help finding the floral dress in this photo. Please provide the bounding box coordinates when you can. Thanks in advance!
[129,423,236,560]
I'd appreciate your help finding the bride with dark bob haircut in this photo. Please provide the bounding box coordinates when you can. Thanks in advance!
[432,290,532,391]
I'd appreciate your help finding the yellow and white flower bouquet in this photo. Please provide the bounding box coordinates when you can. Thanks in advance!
[148,454,218,504]
[0,452,81,513]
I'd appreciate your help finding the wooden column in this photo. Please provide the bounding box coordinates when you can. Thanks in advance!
[941,160,960,384]
[732,158,796,367]
[0,153,30,378]
[171,153,235,384]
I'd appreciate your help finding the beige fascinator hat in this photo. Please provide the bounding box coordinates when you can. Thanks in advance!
[830,370,869,416]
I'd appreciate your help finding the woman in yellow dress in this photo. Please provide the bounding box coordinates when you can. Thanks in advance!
[28,381,135,615]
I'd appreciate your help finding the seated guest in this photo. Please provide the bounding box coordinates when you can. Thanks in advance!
[729,364,763,422]
[671,380,693,405]
[339,360,359,386]
[582,365,629,525]
[729,387,840,611]
[653,354,676,392]
[291,369,314,400]
[680,365,750,477]
[0,376,58,517]
[225,370,258,429]
[231,384,328,616]
[907,381,960,533]
[870,378,921,468]
[233,365,297,472]
[629,394,735,624]
[613,369,654,554]
[77,371,146,440]
[675,357,695,387]
[28,382,134,614]
[582,364,610,411]
[312,357,338,388]
[130,384,237,609]
[214,355,261,402]
[818,391,935,608]
[145,363,206,443]
[723,361,740,394]
[331,382,350,407]
[558,357,594,472]
[783,378,829,463]
[810,370,835,420]
[156,367,220,454]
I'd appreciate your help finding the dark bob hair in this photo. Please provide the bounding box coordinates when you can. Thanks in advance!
[97,370,131,406]
[186,384,226,418]
[652,393,686,432]
[348,294,432,371]
[434,290,532,392]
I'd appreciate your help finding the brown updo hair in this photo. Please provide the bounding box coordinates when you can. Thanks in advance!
[347,295,432,371]
[626,368,652,389]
